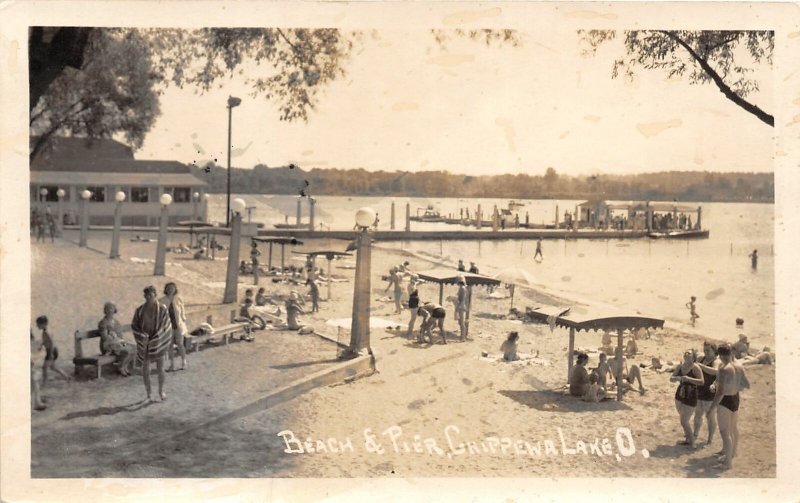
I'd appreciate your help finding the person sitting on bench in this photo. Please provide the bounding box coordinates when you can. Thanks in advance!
[97,302,135,376]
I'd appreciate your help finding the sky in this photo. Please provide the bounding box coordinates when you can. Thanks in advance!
[136,29,774,177]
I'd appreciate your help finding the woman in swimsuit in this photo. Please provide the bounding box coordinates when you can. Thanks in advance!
[97,302,135,376]
[670,350,704,448]
[693,342,720,445]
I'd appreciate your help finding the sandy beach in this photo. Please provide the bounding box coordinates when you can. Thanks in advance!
[30,229,775,478]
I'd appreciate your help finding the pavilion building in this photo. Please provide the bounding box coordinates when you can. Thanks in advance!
[30,136,209,226]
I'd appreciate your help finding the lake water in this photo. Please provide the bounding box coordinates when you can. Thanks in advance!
[208,194,774,346]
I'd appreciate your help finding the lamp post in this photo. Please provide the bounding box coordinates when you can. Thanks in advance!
[223,197,246,303]
[192,191,200,221]
[226,95,242,227]
[56,188,65,237]
[203,193,210,223]
[348,207,375,357]
[79,189,91,247]
[154,193,172,276]
[39,187,48,205]
[110,191,125,259]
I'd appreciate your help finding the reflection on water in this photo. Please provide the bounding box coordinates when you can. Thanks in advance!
[208,195,774,346]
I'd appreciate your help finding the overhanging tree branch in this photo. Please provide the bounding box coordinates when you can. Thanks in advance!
[661,30,774,127]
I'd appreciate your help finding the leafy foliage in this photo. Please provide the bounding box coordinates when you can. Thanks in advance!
[580,30,774,126]
[30,30,160,161]
[142,28,358,122]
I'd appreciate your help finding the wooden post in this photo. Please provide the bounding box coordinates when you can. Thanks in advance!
[697,206,702,229]
[327,257,333,300]
[222,213,242,303]
[464,285,473,339]
[616,328,624,401]
[153,205,169,276]
[110,201,122,259]
[438,283,444,305]
[568,327,575,383]
[390,201,396,230]
[309,198,316,232]
[476,204,482,229]
[78,198,89,247]
[268,242,273,270]
[281,243,285,272]
[296,197,302,226]
[555,204,559,228]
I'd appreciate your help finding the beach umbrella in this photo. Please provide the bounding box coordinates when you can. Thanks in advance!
[492,268,536,310]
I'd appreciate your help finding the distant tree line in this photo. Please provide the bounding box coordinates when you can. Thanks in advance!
[190,164,774,203]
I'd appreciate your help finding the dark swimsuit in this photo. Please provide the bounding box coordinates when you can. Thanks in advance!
[720,393,740,412]
[674,366,699,407]
[697,356,717,401]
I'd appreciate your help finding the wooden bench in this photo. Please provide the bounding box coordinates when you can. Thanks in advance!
[73,324,132,378]
[185,311,252,353]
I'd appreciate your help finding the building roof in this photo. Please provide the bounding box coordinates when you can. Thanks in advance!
[30,171,208,187]
[31,136,134,167]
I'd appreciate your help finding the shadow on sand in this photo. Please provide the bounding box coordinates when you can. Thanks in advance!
[60,399,155,420]
[499,389,633,413]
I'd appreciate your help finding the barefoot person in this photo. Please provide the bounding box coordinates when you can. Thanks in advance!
[161,282,188,372]
[455,275,468,341]
[608,354,646,394]
[406,287,420,339]
[132,285,172,402]
[713,343,749,470]
[35,315,71,386]
[670,350,704,448]
[97,302,135,376]
[533,237,543,262]
[693,342,720,446]
[686,296,699,326]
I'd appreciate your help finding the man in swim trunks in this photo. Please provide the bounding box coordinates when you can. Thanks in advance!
[607,354,645,394]
[712,343,749,470]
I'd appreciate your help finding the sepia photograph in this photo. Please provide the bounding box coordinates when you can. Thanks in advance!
[2,1,799,501]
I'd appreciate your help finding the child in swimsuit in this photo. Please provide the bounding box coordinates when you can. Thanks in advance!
[36,315,71,386]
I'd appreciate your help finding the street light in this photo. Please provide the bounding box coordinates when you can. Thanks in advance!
[226,95,242,227]
[110,191,126,259]
[79,189,91,247]
[154,193,173,276]
[223,197,246,303]
[348,206,376,357]
[192,191,200,221]
[203,193,210,223]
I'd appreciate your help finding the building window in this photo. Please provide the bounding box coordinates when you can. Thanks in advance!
[130,187,149,203]
[36,185,60,202]
[87,186,106,202]
[149,187,160,202]
[169,187,191,203]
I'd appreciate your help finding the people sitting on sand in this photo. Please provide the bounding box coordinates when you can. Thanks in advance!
[255,287,269,307]
[468,262,479,274]
[500,332,520,362]
[582,372,607,403]
[607,354,646,394]
[285,291,306,331]
[239,261,249,274]
[624,338,638,358]
[97,302,135,376]
[732,334,751,359]
[457,259,466,272]
[569,352,590,397]
[740,346,775,366]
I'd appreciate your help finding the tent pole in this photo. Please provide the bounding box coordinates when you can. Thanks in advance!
[281,244,285,272]
[464,285,472,339]
[268,242,273,270]
[617,328,624,401]
[568,327,575,384]
[439,284,444,305]
[327,258,332,300]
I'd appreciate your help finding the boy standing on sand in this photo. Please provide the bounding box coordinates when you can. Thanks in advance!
[686,296,700,326]
[35,315,71,386]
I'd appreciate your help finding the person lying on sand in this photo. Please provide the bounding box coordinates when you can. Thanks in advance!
[740,347,775,366]
[732,334,751,359]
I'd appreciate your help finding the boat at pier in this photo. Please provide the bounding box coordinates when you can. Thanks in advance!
[410,205,445,223]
